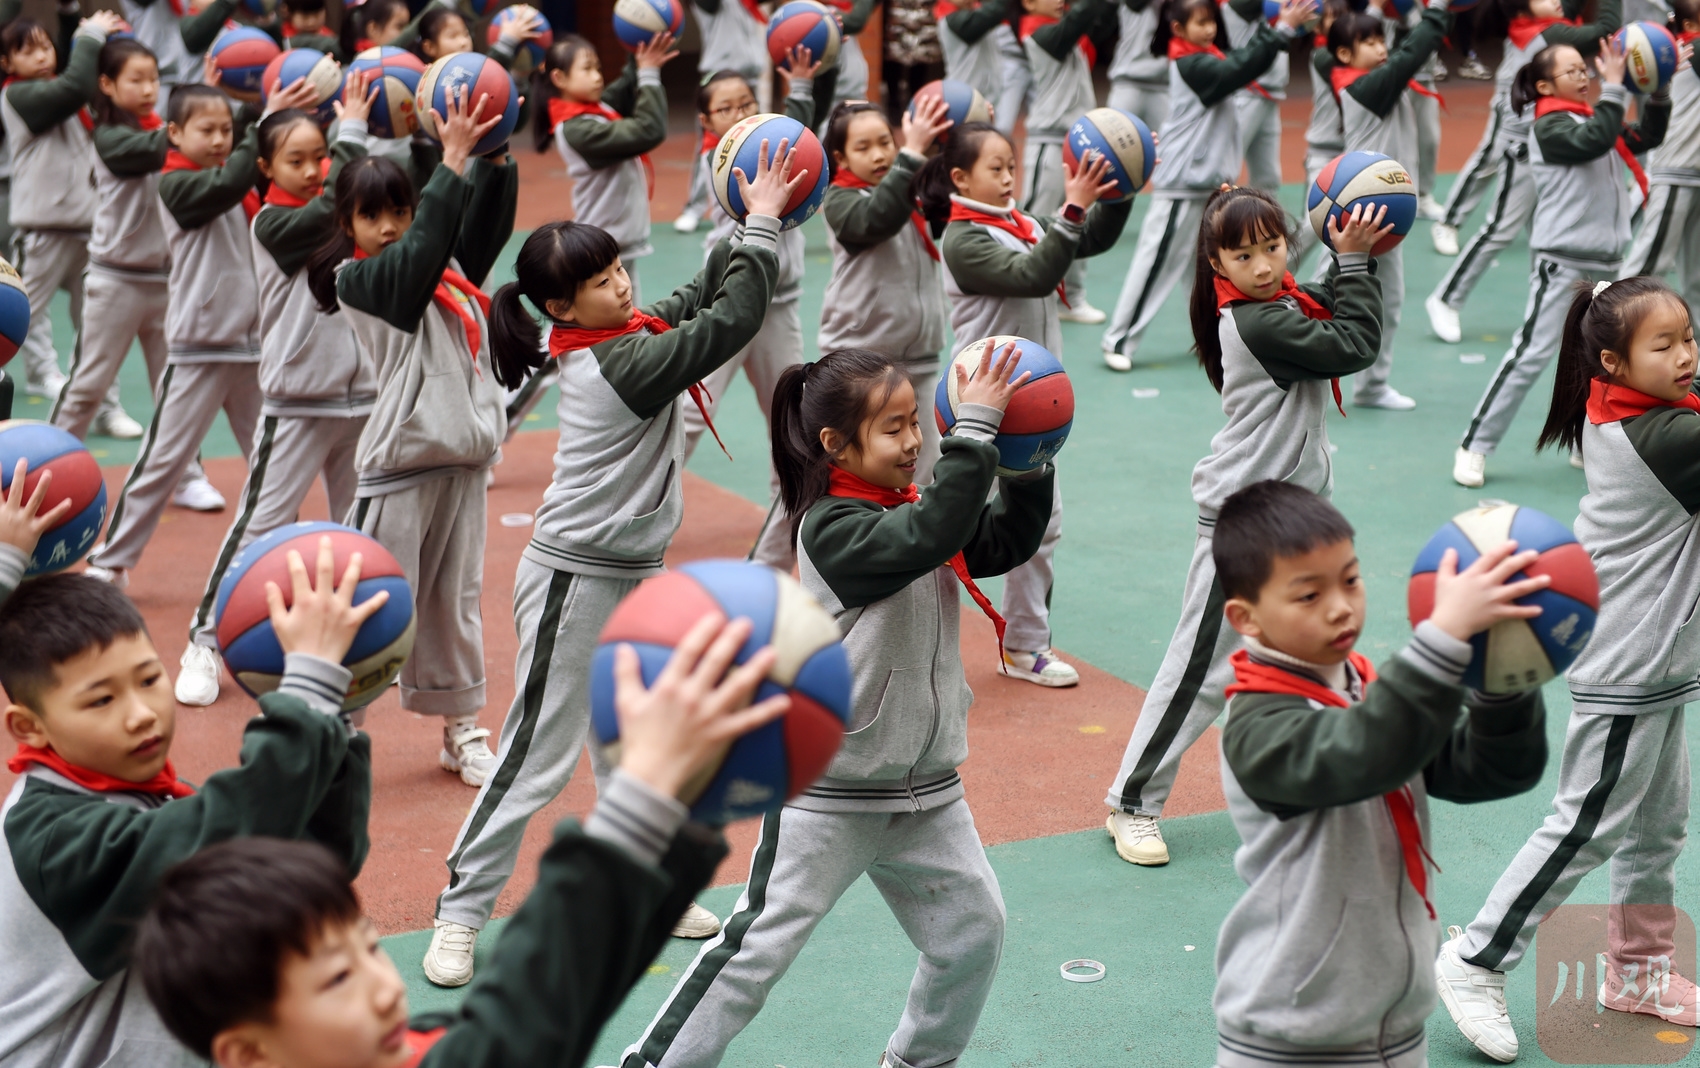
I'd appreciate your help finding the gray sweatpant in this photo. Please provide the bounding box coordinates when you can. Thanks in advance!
[1102,194,1208,358]
[1622,182,1700,309]
[1431,146,1536,313]
[350,470,488,716]
[619,800,1006,1068]
[1235,93,1282,193]
[1351,244,1405,404]
[11,229,87,393]
[1022,137,1088,308]
[51,264,152,435]
[1459,706,1691,972]
[1107,79,1169,138]
[1415,81,1440,198]
[1002,472,1062,653]
[435,560,625,928]
[1291,148,1339,270]
[1442,106,1504,229]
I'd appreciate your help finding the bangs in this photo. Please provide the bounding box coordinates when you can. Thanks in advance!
[343,157,418,215]
[1215,195,1290,250]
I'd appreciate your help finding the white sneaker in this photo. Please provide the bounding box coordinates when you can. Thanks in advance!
[1103,349,1133,372]
[171,476,226,512]
[671,901,722,939]
[422,920,478,987]
[1454,447,1487,488]
[1427,293,1463,343]
[174,643,222,706]
[1432,222,1460,257]
[1599,959,1700,1026]
[1459,55,1493,80]
[91,407,145,440]
[1058,300,1107,325]
[441,722,498,787]
[83,562,129,587]
[25,369,67,400]
[1106,811,1170,865]
[1569,450,1585,470]
[1418,194,1446,222]
[1436,926,1518,1063]
[999,647,1080,687]
[1355,388,1417,411]
[672,208,701,233]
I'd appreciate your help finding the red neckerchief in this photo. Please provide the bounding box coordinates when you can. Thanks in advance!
[1169,35,1272,98]
[831,169,940,260]
[262,156,331,208]
[1313,31,1327,47]
[700,128,719,154]
[1330,63,1442,109]
[826,466,1009,654]
[281,21,297,36]
[550,98,654,199]
[353,247,490,373]
[935,0,960,14]
[1507,14,1572,50]
[1586,378,1700,423]
[1534,96,1648,198]
[547,318,729,457]
[1679,30,1699,45]
[1019,13,1097,66]
[1215,272,1344,414]
[2,75,95,131]
[948,200,1067,304]
[1223,649,1437,920]
[136,111,163,131]
[399,1028,446,1068]
[738,0,767,25]
[168,0,184,15]
[356,36,376,51]
[7,744,195,799]
[162,148,261,220]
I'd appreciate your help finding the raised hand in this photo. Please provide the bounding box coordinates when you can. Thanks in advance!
[332,68,379,124]
[956,338,1032,413]
[1277,0,1317,29]
[0,459,72,559]
[633,32,679,70]
[433,87,504,174]
[1596,34,1628,86]
[777,43,822,81]
[1328,202,1394,256]
[1063,149,1118,211]
[84,10,127,35]
[735,137,811,218]
[1426,541,1551,643]
[902,92,953,156]
[265,76,325,117]
[263,536,391,665]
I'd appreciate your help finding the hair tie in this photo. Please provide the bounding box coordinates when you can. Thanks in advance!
[1593,280,1613,298]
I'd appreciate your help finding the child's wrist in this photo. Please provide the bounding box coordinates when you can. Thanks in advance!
[636,66,663,87]
[585,769,690,867]
[275,652,353,717]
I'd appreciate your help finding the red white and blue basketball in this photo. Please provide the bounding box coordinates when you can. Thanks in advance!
[0,258,27,368]
[209,26,282,94]
[1408,504,1599,694]
[417,52,521,156]
[589,560,852,824]
[936,336,1074,476]
[486,7,552,75]
[1615,21,1678,94]
[261,48,343,122]
[1257,0,1320,30]
[766,0,841,68]
[710,113,829,231]
[1065,107,1155,202]
[215,521,416,711]
[1307,150,1417,255]
[906,79,992,135]
[349,46,424,138]
[0,421,105,577]
[242,0,279,17]
[613,0,685,49]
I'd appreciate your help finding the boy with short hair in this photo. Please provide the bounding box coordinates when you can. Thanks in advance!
[1208,480,1550,1068]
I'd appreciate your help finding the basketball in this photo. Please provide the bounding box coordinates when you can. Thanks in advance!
[935,336,1074,476]
[215,521,417,711]
[709,113,829,231]
[486,7,552,76]
[1064,107,1155,202]
[588,560,852,824]
[1307,150,1417,255]
[348,46,425,138]
[765,0,841,68]
[906,79,992,135]
[613,0,685,49]
[0,421,106,577]
[1616,21,1678,94]
[242,0,278,16]
[0,257,27,368]
[417,52,521,156]
[209,27,281,94]
[261,48,343,122]
[1408,504,1599,694]
[1258,0,1320,30]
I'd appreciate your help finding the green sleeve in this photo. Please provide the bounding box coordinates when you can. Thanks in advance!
[1226,0,1263,21]
[821,149,925,253]
[4,28,103,136]
[336,164,467,331]
[1543,0,1620,52]
[562,80,668,170]
[962,468,1054,579]
[1028,0,1107,59]
[1175,24,1286,108]
[1620,90,1670,156]
[406,134,444,195]
[808,65,839,128]
[157,125,260,231]
[0,0,22,27]
[841,0,878,35]
[599,56,639,115]
[1227,262,1383,385]
[180,0,239,55]
[945,0,1010,42]
[940,217,1078,298]
[389,0,454,52]
[1622,404,1700,514]
[453,154,518,287]
[55,6,79,67]
[1344,3,1448,117]
[93,124,170,178]
[253,134,368,276]
[1074,199,1132,258]
[1311,46,1334,82]
[638,238,722,326]
[287,31,348,63]
[1532,97,1627,165]
[1089,1,1120,51]
[1423,691,1547,803]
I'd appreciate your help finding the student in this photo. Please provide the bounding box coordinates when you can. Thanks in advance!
[1210,480,1549,1068]
[924,121,1129,686]
[676,0,770,233]
[994,2,1034,134]
[275,0,341,58]
[937,0,1016,120]
[1107,0,1171,131]
[340,0,412,57]
[119,0,241,112]
[0,538,383,1065]
[1290,0,1347,269]
[1100,0,1309,370]
[1103,186,1388,865]
[1620,0,1700,308]
[0,456,72,604]
[422,145,799,987]
[822,0,878,112]
[1454,38,1671,487]
[620,342,1050,1068]
[1220,0,1288,194]
[1438,277,1700,1059]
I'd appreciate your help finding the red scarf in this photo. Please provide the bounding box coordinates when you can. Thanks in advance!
[1330,63,1443,109]
[136,111,163,131]
[1586,378,1700,424]
[549,98,654,199]
[8,744,195,799]
[1170,38,1272,98]
[1507,14,1572,49]
[1534,96,1648,199]
[399,1028,446,1068]
[701,128,719,155]
[1223,650,1437,920]
[356,36,376,52]
[738,0,768,27]
[948,201,1067,304]
[826,467,1009,653]
[1215,272,1346,416]
[2,75,94,131]
[353,247,490,372]
[262,156,331,208]
[162,148,261,220]
[831,169,939,260]
[1019,13,1097,67]
[935,0,960,14]
[547,317,729,457]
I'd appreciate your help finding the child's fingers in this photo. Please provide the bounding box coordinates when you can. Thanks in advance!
[284,548,313,604]
[1008,370,1032,389]
[688,618,757,693]
[660,612,728,692]
[346,587,390,627]
[1482,546,1541,584]
[1495,575,1552,602]
[709,645,778,714]
[5,458,29,507]
[713,692,792,740]
[314,536,337,595]
[338,550,366,600]
[263,580,290,630]
[33,496,73,531]
[1436,546,1459,580]
[612,642,645,703]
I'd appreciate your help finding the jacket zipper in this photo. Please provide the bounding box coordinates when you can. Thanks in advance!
[905,570,948,811]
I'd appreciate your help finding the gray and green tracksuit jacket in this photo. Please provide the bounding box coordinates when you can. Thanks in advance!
[0,21,106,232]
[690,0,768,77]
[1192,254,1381,520]
[159,123,264,363]
[334,158,516,496]
[524,218,779,579]
[1305,46,1341,157]
[1337,0,1450,197]
[90,121,170,274]
[0,542,24,603]
[938,0,1011,101]
[794,412,1053,811]
[0,655,370,1068]
[1494,0,1620,152]
[279,29,348,63]
[1021,0,1110,141]
[1108,0,1166,90]
[555,59,664,262]
[1151,20,1294,193]
[1648,54,1700,187]
[118,0,237,88]
[1213,627,1546,1064]
[1528,82,1669,270]
[1223,0,1288,98]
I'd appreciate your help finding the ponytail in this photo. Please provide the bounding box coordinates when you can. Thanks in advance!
[914,121,1009,232]
[488,282,542,386]
[305,156,416,313]
[487,220,620,389]
[1189,185,1293,392]
[771,349,911,538]
[1510,45,1562,114]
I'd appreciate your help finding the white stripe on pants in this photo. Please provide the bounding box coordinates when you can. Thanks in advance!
[619,800,1005,1068]
[1101,194,1208,358]
[1431,146,1536,312]
[1622,183,1700,308]
[11,230,88,392]
[1107,79,1170,136]
[1235,93,1282,193]
[1441,105,1505,228]
[1022,139,1088,307]
[52,265,163,437]
[1351,244,1405,403]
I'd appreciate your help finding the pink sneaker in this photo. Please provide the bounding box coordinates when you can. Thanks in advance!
[1598,960,1700,1026]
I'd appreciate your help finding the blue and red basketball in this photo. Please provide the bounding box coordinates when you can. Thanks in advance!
[906,79,992,136]
[215,521,416,711]
[348,46,424,138]
[0,258,27,368]
[1616,21,1678,94]
[0,421,106,577]
[590,560,852,824]
[766,0,841,68]
[613,0,685,49]
[1257,0,1320,29]
[242,0,279,17]
[417,52,520,156]
[1307,150,1417,255]
[1065,107,1155,202]
[209,26,282,94]
[486,7,552,75]
[709,113,829,231]
[936,336,1074,476]
[261,48,343,122]
[1408,504,1599,694]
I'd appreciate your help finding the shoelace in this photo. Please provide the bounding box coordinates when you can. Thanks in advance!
[437,926,474,952]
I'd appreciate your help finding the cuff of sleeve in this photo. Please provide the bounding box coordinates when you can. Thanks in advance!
[949,401,1006,443]
[1336,251,1370,273]
[1598,82,1629,107]
[1050,215,1084,239]
[74,23,108,43]
[637,67,664,88]
[276,653,353,717]
[584,770,690,868]
[788,75,814,98]
[896,148,927,168]
[1398,620,1472,686]
[0,543,27,595]
[740,214,782,252]
[1274,21,1300,38]
[336,118,369,146]
[490,38,519,59]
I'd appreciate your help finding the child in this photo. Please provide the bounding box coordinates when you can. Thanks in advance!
[620,342,1050,1068]
[1220,0,1288,194]
[926,121,1128,686]
[118,0,241,112]
[277,0,345,61]
[422,144,800,986]
[1438,277,1700,1059]
[0,456,72,603]
[1103,186,1389,865]
[995,3,1034,134]
[824,0,878,111]
[0,537,383,1065]
[1107,0,1171,131]
[937,0,1017,121]
[340,0,411,56]
[1453,38,1672,487]
[1100,0,1309,370]
[1210,480,1549,1068]
[1290,0,1347,269]
[675,0,770,233]
[1620,0,1700,308]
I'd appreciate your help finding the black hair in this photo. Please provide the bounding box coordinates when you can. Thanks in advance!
[770,348,912,538]
[1510,44,1567,114]
[282,0,326,14]
[914,121,1012,231]
[1538,277,1694,453]
[135,838,362,1059]
[1672,0,1700,31]
[166,83,232,127]
[823,99,890,180]
[531,34,600,152]
[413,6,466,59]
[1496,0,1535,24]
[306,155,416,313]
[91,38,157,128]
[488,220,621,388]
[1151,0,1226,56]
[0,574,148,712]
[1189,185,1293,391]
[341,0,407,60]
[0,18,51,61]
[1318,0,1353,41]
[257,107,321,162]
[1326,11,1384,62]
[1212,481,1357,602]
[696,68,755,115]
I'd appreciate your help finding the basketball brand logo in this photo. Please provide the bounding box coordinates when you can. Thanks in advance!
[1630,53,1649,82]
[1375,170,1413,187]
[1534,904,1696,1063]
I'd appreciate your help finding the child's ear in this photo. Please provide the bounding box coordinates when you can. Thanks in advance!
[165,121,183,146]
[1600,347,1626,378]
[1335,45,1353,64]
[5,705,49,750]
[209,1024,275,1068]
[819,425,847,457]
[549,67,570,92]
[543,296,575,323]
[256,157,275,180]
[1222,598,1262,640]
[949,165,971,193]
